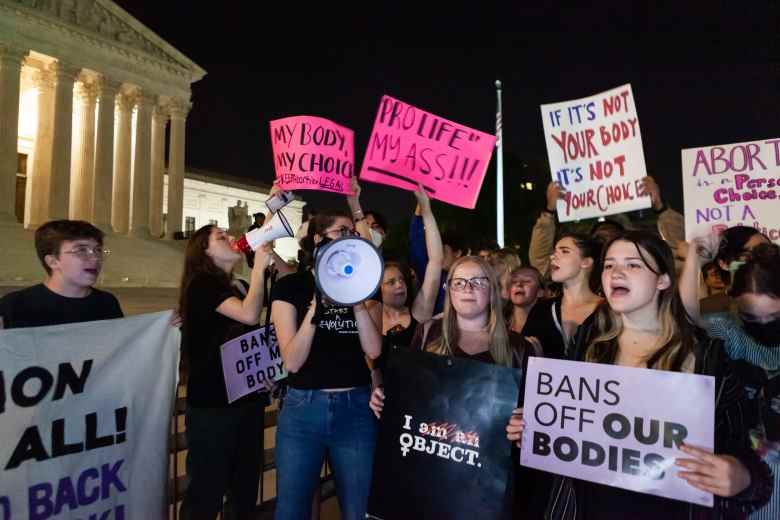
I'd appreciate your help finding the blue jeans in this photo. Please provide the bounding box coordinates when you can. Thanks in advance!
[274,386,378,520]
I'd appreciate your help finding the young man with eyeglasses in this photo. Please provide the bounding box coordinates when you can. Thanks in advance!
[0,220,123,329]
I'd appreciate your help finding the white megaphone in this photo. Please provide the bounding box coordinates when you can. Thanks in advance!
[314,236,384,306]
[232,209,294,253]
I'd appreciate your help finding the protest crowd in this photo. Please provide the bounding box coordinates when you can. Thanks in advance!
[2,87,780,520]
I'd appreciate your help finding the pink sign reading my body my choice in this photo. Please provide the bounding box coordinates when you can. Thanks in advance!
[270,115,355,195]
[359,95,496,208]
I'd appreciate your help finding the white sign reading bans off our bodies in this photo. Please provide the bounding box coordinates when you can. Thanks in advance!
[520,357,715,506]
[682,138,780,241]
[0,312,180,520]
[220,324,287,403]
[541,84,652,222]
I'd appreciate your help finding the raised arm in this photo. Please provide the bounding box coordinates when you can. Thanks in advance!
[528,182,562,274]
[679,234,719,327]
[347,177,371,240]
[411,185,443,322]
[216,244,272,325]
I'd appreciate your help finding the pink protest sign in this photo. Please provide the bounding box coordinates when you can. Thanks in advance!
[521,357,715,506]
[220,324,287,403]
[359,95,496,209]
[541,84,651,222]
[270,115,355,195]
[682,138,780,241]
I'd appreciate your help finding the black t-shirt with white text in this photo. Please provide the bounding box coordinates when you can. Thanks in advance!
[0,283,123,329]
[270,270,372,390]
[181,273,266,408]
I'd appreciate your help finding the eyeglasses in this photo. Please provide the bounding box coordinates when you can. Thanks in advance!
[324,226,357,238]
[61,246,110,259]
[447,277,490,292]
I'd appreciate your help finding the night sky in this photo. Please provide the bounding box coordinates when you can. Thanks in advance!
[114,1,778,239]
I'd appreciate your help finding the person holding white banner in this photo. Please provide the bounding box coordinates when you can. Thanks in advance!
[509,231,772,518]
[178,224,273,520]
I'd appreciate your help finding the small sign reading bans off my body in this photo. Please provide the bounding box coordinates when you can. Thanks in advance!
[520,357,715,506]
[220,324,287,403]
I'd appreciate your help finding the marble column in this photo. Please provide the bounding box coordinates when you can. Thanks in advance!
[27,64,56,229]
[0,44,27,223]
[111,91,133,234]
[130,92,153,238]
[91,77,120,232]
[69,78,97,221]
[48,61,79,220]
[166,98,189,239]
[149,103,166,238]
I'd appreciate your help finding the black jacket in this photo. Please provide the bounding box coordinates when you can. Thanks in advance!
[545,314,773,520]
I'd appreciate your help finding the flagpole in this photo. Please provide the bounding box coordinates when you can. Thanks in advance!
[495,80,505,248]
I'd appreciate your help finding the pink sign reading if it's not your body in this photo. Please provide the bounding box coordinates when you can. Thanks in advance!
[270,115,355,195]
[359,95,496,209]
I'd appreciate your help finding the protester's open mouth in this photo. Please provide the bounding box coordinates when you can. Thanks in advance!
[84,268,99,276]
[610,284,630,297]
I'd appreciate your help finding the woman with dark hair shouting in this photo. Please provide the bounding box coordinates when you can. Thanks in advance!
[178,224,273,520]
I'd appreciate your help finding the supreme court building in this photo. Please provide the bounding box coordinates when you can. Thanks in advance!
[0,0,204,239]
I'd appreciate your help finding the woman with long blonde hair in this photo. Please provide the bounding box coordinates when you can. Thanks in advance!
[370,256,541,514]
[508,231,772,519]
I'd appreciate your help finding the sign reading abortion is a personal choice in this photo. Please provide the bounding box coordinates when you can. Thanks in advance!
[270,115,355,194]
[221,324,287,403]
[359,95,496,209]
[520,357,715,506]
[367,348,520,519]
[682,138,780,241]
[540,84,651,222]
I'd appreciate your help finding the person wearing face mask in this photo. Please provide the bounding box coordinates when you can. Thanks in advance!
[364,210,388,249]
[270,207,383,520]
[682,239,780,519]
[521,232,603,359]
[509,231,773,519]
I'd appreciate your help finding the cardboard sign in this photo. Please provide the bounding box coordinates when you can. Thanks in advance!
[540,84,651,222]
[0,312,179,519]
[359,95,496,208]
[270,115,355,194]
[520,357,715,506]
[682,138,780,241]
[367,348,520,519]
[220,324,287,403]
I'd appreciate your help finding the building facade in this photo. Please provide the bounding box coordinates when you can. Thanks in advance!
[0,0,205,239]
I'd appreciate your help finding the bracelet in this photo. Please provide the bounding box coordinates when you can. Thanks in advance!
[353,209,365,221]
[653,201,668,214]
[542,208,555,215]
